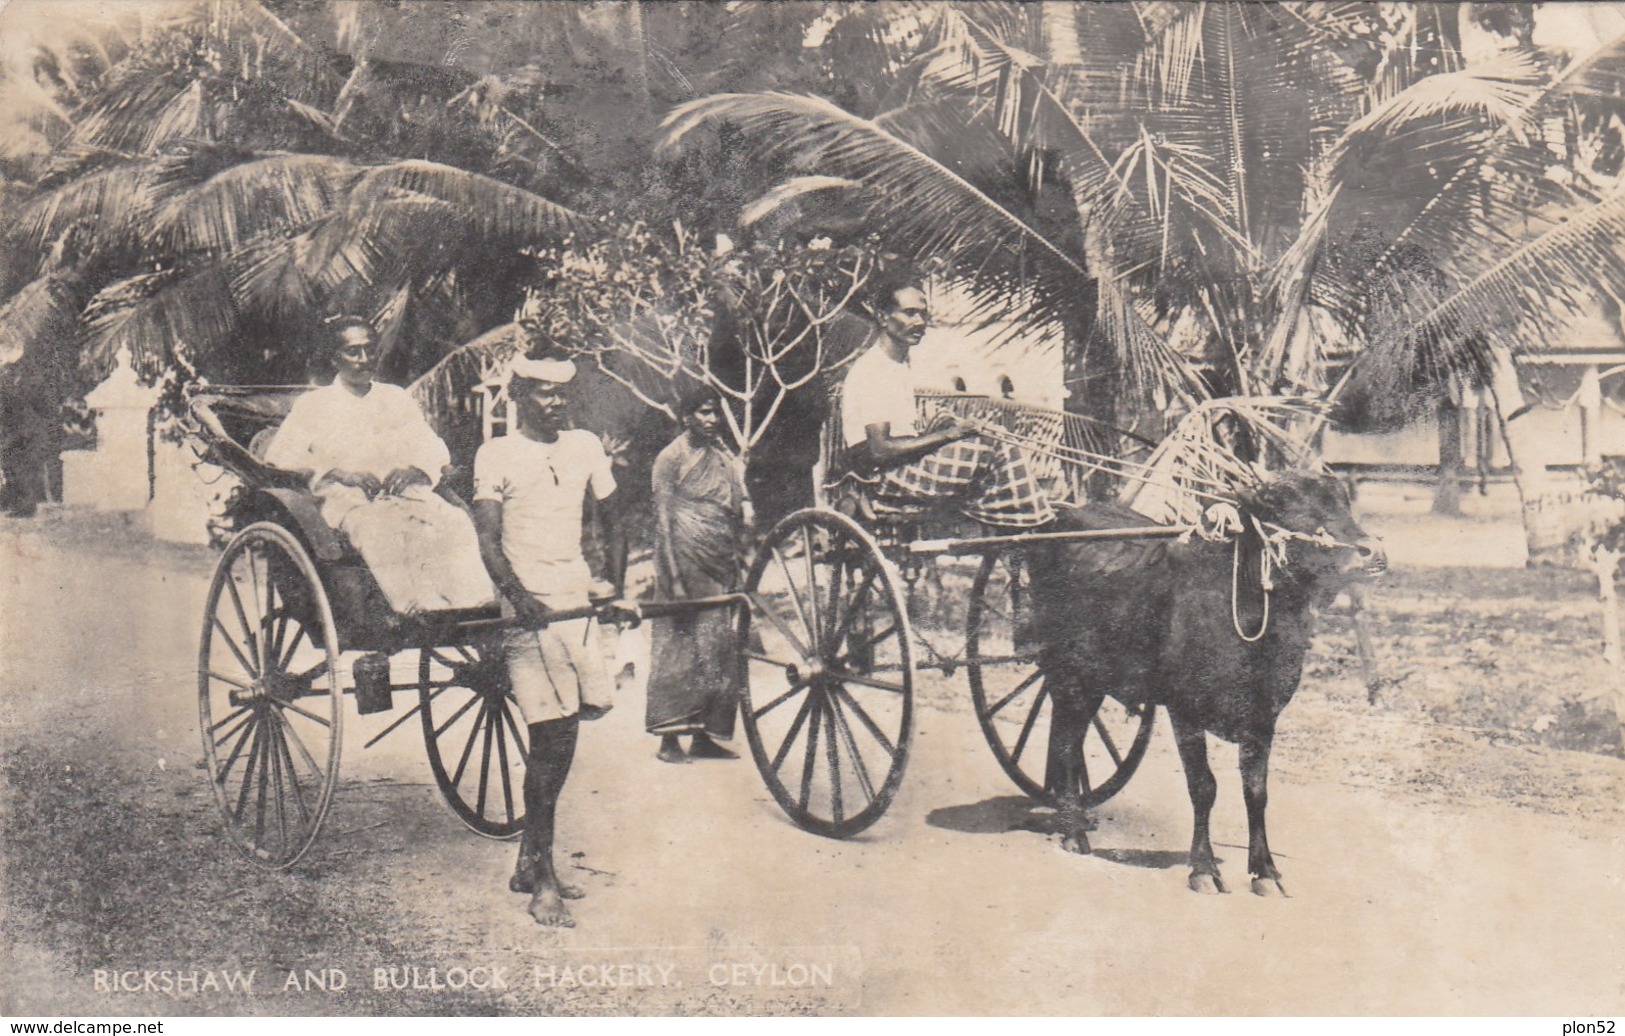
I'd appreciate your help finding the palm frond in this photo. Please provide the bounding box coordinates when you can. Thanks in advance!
[929,10,1126,207]
[81,264,236,377]
[0,273,84,367]
[144,77,205,153]
[164,0,334,93]
[740,175,861,227]
[66,72,198,158]
[661,92,1085,280]
[215,160,595,310]
[154,152,359,254]
[315,193,457,290]
[357,161,593,244]
[1376,184,1625,386]
[1256,181,1341,387]
[408,321,526,425]
[229,225,327,320]
[1330,52,1545,164]
[1092,256,1206,407]
[1213,5,1249,244]
[371,281,414,372]
[1351,32,1625,288]
[10,160,156,257]
[318,160,594,289]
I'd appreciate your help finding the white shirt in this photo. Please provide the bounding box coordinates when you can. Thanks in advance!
[840,343,917,448]
[264,381,449,485]
[473,429,616,597]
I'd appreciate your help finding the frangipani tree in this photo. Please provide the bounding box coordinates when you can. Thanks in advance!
[414,221,879,461]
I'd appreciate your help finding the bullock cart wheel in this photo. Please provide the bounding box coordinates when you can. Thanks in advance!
[965,551,1156,808]
[419,642,528,839]
[739,509,915,838]
[198,522,342,869]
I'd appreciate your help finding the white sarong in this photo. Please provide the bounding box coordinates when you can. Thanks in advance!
[318,483,496,614]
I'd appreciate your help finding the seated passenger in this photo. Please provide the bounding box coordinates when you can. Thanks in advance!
[839,275,1055,528]
[264,316,495,614]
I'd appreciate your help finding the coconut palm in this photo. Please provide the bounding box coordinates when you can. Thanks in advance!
[663,2,1625,550]
[0,0,607,402]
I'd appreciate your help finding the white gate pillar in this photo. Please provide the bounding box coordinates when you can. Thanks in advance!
[60,347,160,512]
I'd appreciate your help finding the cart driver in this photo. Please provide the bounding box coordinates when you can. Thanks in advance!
[839,273,1055,528]
[472,353,630,927]
[263,316,495,613]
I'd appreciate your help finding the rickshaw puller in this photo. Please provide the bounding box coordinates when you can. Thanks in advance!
[473,354,630,927]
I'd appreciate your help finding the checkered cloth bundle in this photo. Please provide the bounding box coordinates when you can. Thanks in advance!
[869,433,1056,527]
[838,396,1052,527]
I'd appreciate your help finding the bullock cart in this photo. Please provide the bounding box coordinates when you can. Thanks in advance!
[731,394,1275,838]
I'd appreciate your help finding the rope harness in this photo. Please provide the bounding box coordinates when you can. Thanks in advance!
[893,403,1364,645]
[967,414,1370,644]
[1228,517,1366,642]
[968,417,1236,504]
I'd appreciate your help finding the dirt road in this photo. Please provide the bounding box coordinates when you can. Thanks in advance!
[2,512,1621,1016]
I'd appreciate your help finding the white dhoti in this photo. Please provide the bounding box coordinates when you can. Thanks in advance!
[318,484,497,614]
[499,590,615,724]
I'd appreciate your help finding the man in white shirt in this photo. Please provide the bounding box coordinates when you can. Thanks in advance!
[839,278,1055,527]
[264,317,494,613]
[473,354,626,928]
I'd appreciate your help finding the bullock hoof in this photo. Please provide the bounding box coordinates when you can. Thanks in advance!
[1060,831,1092,855]
[1250,877,1288,898]
[1188,872,1227,895]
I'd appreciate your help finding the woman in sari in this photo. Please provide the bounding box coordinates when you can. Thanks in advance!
[646,388,751,763]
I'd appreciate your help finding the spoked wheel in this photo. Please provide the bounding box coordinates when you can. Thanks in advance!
[419,642,528,839]
[739,509,914,838]
[198,522,341,869]
[966,551,1155,808]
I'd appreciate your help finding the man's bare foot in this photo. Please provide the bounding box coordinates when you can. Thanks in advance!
[656,735,687,764]
[687,734,737,760]
[510,868,586,899]
[528,886,574,927]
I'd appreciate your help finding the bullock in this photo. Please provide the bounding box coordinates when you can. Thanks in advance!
[1026,470,1386,895]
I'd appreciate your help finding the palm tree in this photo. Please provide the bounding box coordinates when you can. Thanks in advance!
[662,2,1625,555]
[0,0,601,411]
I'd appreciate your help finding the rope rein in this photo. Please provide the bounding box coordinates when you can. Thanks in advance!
[1227,520,1366,642]
[1231,522,1274,642]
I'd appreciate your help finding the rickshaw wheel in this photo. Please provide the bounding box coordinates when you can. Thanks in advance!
[739,509,914,838]
[965,551,1155,808]
[198,522,342,869]
[419,641,528,839]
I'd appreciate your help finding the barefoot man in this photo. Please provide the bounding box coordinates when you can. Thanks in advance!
[472,354,627,926]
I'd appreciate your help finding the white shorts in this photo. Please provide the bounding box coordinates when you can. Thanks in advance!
[501,592,613,724]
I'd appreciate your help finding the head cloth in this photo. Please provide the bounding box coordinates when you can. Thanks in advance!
[509,355,577,385]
